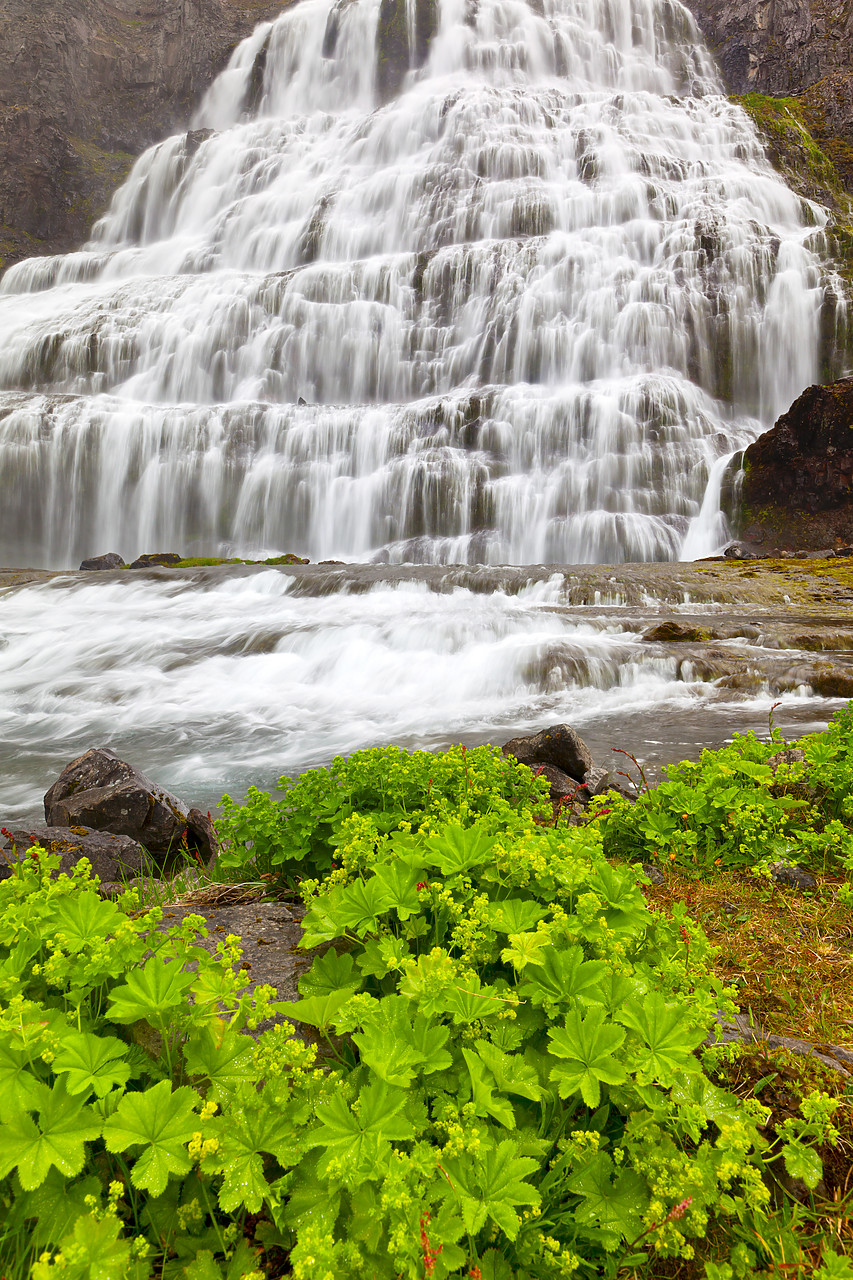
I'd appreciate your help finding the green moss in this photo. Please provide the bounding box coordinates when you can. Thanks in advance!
[173,554,310,568]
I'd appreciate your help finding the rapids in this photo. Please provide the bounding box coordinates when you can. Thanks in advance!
[0,0,844,568]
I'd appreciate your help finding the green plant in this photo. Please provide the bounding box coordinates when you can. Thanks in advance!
[0,850,326,1279]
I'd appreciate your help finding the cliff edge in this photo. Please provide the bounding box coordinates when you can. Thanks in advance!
[0,0,287,271]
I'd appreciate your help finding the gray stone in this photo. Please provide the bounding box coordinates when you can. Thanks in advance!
[527,762,579,801]
[641,863,665,885]
[711,1012,851,1077]
[768,858,818,892]
[502,723,594,783]
[44,747,191,859]
[79,552,125,571]
[1,824,143,882]
[766,748,808,773]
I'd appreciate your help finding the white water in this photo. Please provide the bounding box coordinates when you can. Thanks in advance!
[0,0,841,567]
[0,569,836,820]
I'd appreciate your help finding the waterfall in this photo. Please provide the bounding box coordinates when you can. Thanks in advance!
[0,0,842,568]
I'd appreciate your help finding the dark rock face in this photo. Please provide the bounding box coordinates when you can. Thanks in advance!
[1,823,143,881]
[44,747,193,858]
[0,0,289,271]
[738,378,853,550]
[502,724,594,783]
[682,1,851,98]
[683,2,853,201]
[376,0,438,102]
[80,552,125,571]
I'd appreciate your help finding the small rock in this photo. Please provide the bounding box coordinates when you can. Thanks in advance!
[1,824,144,882]
[79,552,126,571]
[641,863,665,885]
[723,542,754,560]
[642,620,708,643]
[502,723,593,783]
[766,748,808,773]
[128,552,183,569]
[44,747,195,859]
[768,858,818,892]
[582,765,611,796]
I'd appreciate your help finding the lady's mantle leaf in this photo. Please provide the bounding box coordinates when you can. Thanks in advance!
[616,992,705,1082]
[53,1030,132,1098]
[106,958,194,1024]
[423,823,495,875]
[0,1078,101,1190]
[441,1139,540,1239]
[102,1079,198,1195]
[566,1151,648,1239]
[30,1211,131,1280]
[548,1007,627,1107]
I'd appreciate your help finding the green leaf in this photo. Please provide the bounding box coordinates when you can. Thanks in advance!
[441,1139,540,1240]
[616,992,705,1082]
[214,1107,296,1213]
[519,945,607,1008]
[298,948,360,999]
[330,877,394,936]
[782,1138,823,1189]
[31,1210,131,1280]
[0,1041,48,1120]
[461,1048,516,1128]
[486,899,548,934]
[311,1079,414,1175]
[548,1007,627,1107]
[0,1078,101,1190]
[566,1151,648,1239]
[423,822,495,875]
[276,987,353,1032]
[500,931,548,972]
[475,1041,542,1101]
[353,998,451,1086]
[53,1030,132,1098]
[103,1079,198,1196]
[53,892,121,952]
[182,1022,258,1101]
[356,934,409,980]
[372,860,422,920]
[107,957,194,1024]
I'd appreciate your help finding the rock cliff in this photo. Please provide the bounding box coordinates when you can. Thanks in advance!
[683,1,853,192]
[0,0,287,270]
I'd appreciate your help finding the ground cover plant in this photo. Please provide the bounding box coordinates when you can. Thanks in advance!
[2,715,853,1278]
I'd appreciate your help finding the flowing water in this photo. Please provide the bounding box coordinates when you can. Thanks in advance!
[0,565,844,820]
[0,0,843,568]
[0,0,848,815]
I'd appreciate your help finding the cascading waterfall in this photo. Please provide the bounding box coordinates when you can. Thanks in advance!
[0,0,844,568]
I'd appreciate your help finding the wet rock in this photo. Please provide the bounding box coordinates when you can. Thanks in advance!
[376,0,438,101]
[1,824,143,881]
[810,669,853,699]
[528,763,578,802]
[44,747,193,858]
[502,724,594,783]
[723,541,753,560]
[738,379,853,552]
[768,858,818,893]
[642,620,709,643]
[128,552,183,569]
[79,552,125,571]
[186,807,220,867]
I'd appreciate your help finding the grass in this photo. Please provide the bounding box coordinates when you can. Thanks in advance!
[636,865,853,1276]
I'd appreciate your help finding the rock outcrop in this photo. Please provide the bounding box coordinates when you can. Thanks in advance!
[683,1,853,195]
[43,746,218,861]
[1,824,144,881]
[0,0,289,271]
[737,377,853,550]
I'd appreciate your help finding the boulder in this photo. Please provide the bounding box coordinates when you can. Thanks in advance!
[44,747,194,859]
[737,379,853,552]
[527,763,578,802]
[642,620,709,643]
[768,859,818,893]
[79,552,125,571]
[1,824,143,881]
[128,552,183,569]
[502,724,594,783]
